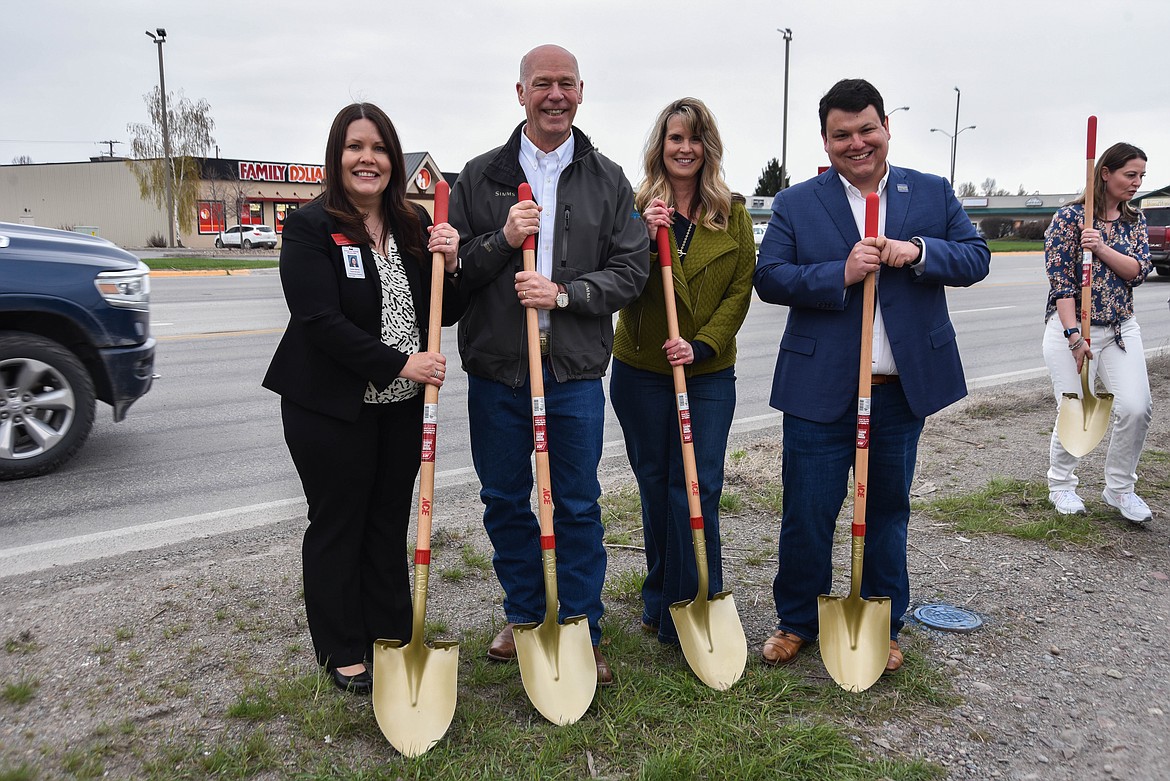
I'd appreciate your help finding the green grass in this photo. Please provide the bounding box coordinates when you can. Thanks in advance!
[987,239,1043,253]
[0,763,36,781]
[4,630,38,655]
[2,677,38,706]
[603,567,647,601]
[143,257,278,271]
[920,477,1102,545]
[194,622,948,780]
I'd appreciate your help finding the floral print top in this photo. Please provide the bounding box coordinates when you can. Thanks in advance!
[1044,203,1150,326]
[363,232,421,403]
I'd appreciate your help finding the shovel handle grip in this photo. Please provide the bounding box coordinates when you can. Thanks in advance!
[519,183,536,252]
[656,227,673,268]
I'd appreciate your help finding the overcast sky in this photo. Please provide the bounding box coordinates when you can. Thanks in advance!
[3,0,1166,198]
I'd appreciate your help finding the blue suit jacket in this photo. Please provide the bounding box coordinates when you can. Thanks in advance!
[753,166,991,423]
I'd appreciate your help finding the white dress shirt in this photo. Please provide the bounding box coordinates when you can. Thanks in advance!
[519,128,574,331]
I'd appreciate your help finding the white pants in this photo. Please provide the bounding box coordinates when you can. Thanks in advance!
[1042,316,1152,493]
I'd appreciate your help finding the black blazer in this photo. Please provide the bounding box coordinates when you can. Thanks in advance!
[263,200,465,422]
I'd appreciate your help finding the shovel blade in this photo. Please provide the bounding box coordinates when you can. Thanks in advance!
[817,592,891,693]
[669,590,747,690]
[1055,391,1114,458]
[514,615,597,725]
[372,639,460,757]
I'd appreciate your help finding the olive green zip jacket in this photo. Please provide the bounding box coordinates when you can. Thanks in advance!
[612,202,755,376]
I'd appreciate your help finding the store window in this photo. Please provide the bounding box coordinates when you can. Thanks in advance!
[274,202,299,234]
[237,201,263,226]
[197,201,227,234]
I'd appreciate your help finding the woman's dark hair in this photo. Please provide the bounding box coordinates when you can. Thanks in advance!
[1072,142,1147,223]
[818,79,886,136]
[320,102,424,260]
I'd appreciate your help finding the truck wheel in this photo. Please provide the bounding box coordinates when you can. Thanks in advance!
[0,333,96,480]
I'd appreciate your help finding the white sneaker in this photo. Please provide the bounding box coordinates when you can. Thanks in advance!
[1102,489,1152,524]
[1049,490,1086,515]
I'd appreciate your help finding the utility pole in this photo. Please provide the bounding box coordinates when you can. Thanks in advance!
[97,140,122,158]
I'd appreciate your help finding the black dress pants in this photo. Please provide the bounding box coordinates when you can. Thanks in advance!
[281,395,422,669]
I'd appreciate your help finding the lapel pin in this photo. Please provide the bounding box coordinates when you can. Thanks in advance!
[897,183,909,193]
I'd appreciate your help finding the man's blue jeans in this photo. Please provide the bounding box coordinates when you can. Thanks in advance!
[468,367,606,644]
[773,383,924,641]
[610,359,735,643]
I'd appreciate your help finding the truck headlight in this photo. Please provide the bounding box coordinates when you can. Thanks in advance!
[95,261,151,310]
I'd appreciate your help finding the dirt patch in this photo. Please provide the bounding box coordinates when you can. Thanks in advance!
[1,359,1167,779]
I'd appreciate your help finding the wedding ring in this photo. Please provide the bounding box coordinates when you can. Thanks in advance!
[521,290,527,299]
[445,237,451,245]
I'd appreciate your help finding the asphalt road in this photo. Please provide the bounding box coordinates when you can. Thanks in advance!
[3,253,1168,576]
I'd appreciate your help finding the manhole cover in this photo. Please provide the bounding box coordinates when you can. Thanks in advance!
[913,603,983,633]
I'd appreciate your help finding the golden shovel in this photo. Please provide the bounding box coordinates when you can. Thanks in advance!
[512,183,598,726]
[817,192,891,693]
[1056,115,1114,458]
[655,227,746,691]
[372,181,458,757]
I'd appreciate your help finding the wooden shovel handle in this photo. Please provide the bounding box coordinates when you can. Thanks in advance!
[1080,116,1097,345]
[657,227,709,598]
[415,180,450,561]
[852,193,880,542]
[517,184,556,545]
[656,228,705,530]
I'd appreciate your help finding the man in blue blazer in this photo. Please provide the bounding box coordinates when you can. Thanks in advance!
[753,79,990,672]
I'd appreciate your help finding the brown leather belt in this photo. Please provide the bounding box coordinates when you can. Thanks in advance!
[539,331,550,356]
[871,374,900,385]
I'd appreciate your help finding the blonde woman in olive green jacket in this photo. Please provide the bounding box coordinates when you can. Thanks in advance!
[610,97,756,646]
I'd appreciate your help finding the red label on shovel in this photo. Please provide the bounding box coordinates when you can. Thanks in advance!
[533,414,548,453]
[856,413,870,449]
[679,408,693,443]
[421,422,437,462]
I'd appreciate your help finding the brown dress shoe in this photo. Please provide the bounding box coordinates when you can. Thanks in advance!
[593,646,614,687]
[761,629,805,666]
[487,623,516,662]
[885,640,903,673]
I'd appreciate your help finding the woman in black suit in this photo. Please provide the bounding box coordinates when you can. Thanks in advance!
[263,103,463,693]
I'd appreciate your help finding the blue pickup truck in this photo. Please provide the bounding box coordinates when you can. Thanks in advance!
[0,223,155,479]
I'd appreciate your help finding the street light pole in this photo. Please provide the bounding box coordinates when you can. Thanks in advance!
[887,105,910,117]
[778,27,792,191]
[146,28,174,248]
[930,124,976,187]
[951,86,961,185]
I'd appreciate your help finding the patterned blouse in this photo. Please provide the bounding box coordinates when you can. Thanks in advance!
[363,232,421,403]
[1044,203,1151,327]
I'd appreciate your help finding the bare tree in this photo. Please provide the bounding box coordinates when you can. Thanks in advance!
[126,87,216,238]
[956,181,978,197]
[10,155,33,165]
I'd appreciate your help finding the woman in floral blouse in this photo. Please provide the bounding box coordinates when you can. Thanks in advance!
[1043,142,1152,523]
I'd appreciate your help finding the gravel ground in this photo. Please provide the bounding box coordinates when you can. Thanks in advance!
[1,360,1167,779]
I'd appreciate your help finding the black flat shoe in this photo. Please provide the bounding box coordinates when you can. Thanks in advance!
[330,667,372,695]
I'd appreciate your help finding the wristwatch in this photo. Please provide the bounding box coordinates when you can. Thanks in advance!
[909,237,925,266]
[1063,326,1081,338]
[555,284,569,309]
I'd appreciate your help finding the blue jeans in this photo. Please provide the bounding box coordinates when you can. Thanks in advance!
[467,368,606,644]
[773,383,924,641]
[610,360,735,644]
